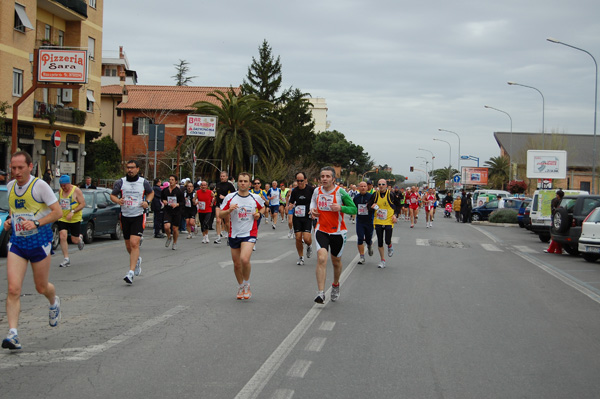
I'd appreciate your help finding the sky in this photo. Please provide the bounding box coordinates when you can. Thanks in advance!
[102,0,600,181]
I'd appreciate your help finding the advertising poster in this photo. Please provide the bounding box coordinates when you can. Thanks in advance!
[186,115,217,137]
[462,167,488,185]
[526,150,567,179]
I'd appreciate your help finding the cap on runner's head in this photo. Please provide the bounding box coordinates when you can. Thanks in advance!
[59,175,71,184]
[367,181,373,185]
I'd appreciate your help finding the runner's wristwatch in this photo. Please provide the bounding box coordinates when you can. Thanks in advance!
[34,220,40,227]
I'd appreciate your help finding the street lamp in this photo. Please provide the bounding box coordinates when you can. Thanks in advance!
[418,148,435,173]
[416,156,429,186]
[433,138,452,181]
[507,81,545,149]
[547,37,598,194]
[485,105,514,180]
[438,129,461,177]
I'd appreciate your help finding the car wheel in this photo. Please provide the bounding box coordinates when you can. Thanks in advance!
[471,213,480,222]
[518,221,524,228]
[83,223,94,244]
[552,208,570,233]
[110,221,123,240]
[582,253,600,262]
[563,244,579,256]
[538,234,551,243]
[52,223,60,251]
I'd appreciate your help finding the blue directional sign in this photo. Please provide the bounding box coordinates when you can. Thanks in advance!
[453,175,461,183]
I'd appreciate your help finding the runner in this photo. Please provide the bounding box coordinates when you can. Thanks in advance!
[161,174,184,250]
[367,180,375,194]
[196,181,214,243]
[110,160,154,284]
[407,185,420,228]
[279,182,289,223]
[263,183,271,223]
[285,181,297,238]
[289,172,315,265]
[57,175,86,267]
[422,187,436,228]
[250,179,268,250]
[220,172,265,300]
[214,171,236,243]
[267,180,281,229]
[368,179,400,268]
[183,182,198,239]
[347,184,358,224]
[310,166,357,304]
[353,181,374,265]
[2,152,63,350]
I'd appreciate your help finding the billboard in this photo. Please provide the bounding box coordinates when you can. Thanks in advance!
[186,115,217,137]
[526,150,567,179]
[38,49,88,83]
[462,167,488,185]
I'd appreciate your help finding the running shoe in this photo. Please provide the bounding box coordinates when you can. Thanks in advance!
[243,284,252,300]
[59,258,70,267]
[331,284,340,302]
[139,234,144,247]
[410,224,414,228]
[378,260,386,269]
[124,270,134,284]
[314,292,325,304]
[172,243,177,250]
[186,233,192,239]
[49,296,61,327]
[426,223,429,229]
[165,237,172,247]
[253,245,256,251]
[358,255,365,264]
[430,221,433,228]
[306,245,312,258]
[272,224,276,230]
[367,244,373,257]
[388,245,394,257]
[2,333,21,350]
[214,237,221,244]
[236,286,244,300]
[134,256,142,276]
[297,256,305,265]
[288,229,294,239]
[77,235,85,251]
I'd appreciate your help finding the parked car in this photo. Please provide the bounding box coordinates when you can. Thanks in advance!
[578,207,600,262]
[551,194,600,255]
[530,189,588,243]
[471,198,528,222]
[521,204,532,229]
[0,186,11,256]
[51,188,122,250]
[517,198,532,228]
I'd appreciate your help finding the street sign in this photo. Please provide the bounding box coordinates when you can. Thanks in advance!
[460,155,469,160]
[453,175,461,183]
[250,154,258,164]
[52,130,61,147]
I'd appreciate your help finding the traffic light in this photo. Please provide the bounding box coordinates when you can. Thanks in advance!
[405,176,408,180]
[410,166,414,172]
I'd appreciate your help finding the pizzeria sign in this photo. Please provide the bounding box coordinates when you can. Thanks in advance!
[38,49,88,83]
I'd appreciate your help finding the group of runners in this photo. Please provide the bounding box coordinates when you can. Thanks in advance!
[2,152,443,351]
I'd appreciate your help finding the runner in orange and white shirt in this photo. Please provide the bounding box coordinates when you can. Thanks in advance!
[309,167,357,304]
[407,186,421,228]
[422,188,436,228]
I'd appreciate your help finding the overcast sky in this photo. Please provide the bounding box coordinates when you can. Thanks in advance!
[103,0,600,181]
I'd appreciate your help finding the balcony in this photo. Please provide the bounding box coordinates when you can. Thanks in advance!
[34,101,87,126]
[38,0,88,21]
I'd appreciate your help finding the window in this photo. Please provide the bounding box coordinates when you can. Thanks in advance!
[43,88,49,103]
[57,88,63,105]
[13,69,23,97]
[45,24,51,40]
[58,30,64,46]
[14,3,34,32]
[88,37,95,60]
[132,117,154,135]
[86,90,95,112]
[89,0,97,8]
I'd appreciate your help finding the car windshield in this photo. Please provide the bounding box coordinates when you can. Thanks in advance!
[486,201,498,209]
[581,198,600,216]
[83,192,94,208]
[586,207,600,223]
[559,198,577,212]
[0,190,9,212]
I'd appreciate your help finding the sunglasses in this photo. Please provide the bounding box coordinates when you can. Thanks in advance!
[254,182,260,184]
[378,183,386,186]
[296,179,305,182]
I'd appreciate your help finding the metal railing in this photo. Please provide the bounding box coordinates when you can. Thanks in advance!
[33,101,87,126]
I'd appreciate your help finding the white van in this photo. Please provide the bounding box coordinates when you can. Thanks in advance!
[472,190,512,207]
[529,189,588,242]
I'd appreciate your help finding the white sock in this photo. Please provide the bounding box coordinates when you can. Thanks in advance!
[9,328,17,336]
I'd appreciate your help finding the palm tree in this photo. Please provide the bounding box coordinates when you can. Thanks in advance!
[431,167,459,189]
[484,155,510,189]
[192,90,289,175]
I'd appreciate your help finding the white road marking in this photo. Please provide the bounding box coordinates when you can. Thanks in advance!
[0,306,188,369]
[514,245,537,253]
[219,250,297,268]
[481,243,502,252]
[234,254,360,399]
[318,321,336,331]
[304,337,327,352]
[286,359,312,378]
[471,225,502,243]
[270,389,295,399]
[416,239,430,246]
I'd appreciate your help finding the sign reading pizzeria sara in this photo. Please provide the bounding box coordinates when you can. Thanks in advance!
[37,49,88,84]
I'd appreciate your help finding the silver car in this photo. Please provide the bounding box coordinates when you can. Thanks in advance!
[578,207,600,262]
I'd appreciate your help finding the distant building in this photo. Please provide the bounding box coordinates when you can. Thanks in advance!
[308,98,330,133]
[101,46,137,86]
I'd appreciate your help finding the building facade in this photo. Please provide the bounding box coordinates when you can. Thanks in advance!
[1,0,103,185]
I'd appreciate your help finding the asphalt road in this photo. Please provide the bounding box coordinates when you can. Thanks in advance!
[1,212,600,399]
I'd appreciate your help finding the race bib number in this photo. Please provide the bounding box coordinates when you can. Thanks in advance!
[358,203,368,215]
[376,209,388,220]
[294,205,306,217]
[198,202,206,211]
[185,197,191,207]
[124,196,140,208]
[59,198,70,210]
[13,212,37,237]
[317,194,334,211]
[237,206,252,221]
[411,196,418,204]
[168,196,177,206]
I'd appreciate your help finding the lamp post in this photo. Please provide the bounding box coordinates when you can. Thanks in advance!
[416,156,429,186]
[507,81,545,149]
[418,148,435,174]
[433,138,452,181]
[485,105,514,180]
[547,37,598,194]
[438,129,461,177]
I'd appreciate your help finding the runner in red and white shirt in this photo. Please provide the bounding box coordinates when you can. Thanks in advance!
[220,172,265,300]
[407,186,421,228]
[195,181,214,244]
[422,188,436,228]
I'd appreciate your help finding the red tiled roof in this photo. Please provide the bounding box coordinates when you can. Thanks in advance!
[103,85,241,111]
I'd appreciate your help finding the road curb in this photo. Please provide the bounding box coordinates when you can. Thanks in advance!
[472,221,519,227]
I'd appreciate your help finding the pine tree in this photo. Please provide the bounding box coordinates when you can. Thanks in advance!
[242,40,283,103]
[172,59,197,86]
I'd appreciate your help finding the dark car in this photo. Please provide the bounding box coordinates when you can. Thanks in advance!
[0,186,11,256]
[517,198,532,228]
[51,188,122,250]
[522,205,532,230]
[551,195,600,255]
[471,198,528,222]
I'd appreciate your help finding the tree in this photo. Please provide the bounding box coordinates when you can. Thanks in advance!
[311,131,372,172]
[431,167,459,189]
[84,136,122,179]
[192,89,289,175]
[484,155,510,189]
[172,59,197,86]
[242,40,283,103]
[278,88,316,161]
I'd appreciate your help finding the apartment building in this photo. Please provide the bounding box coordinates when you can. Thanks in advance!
[0,0,103,184]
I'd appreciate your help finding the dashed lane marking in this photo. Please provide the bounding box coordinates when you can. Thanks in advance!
[304,337,327,352]
[513,245,537,253]
[318,321,336,331]
[286,359,312,378]
[270,389,294,399]
[219,250,296,268]
[481,243,502,252]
